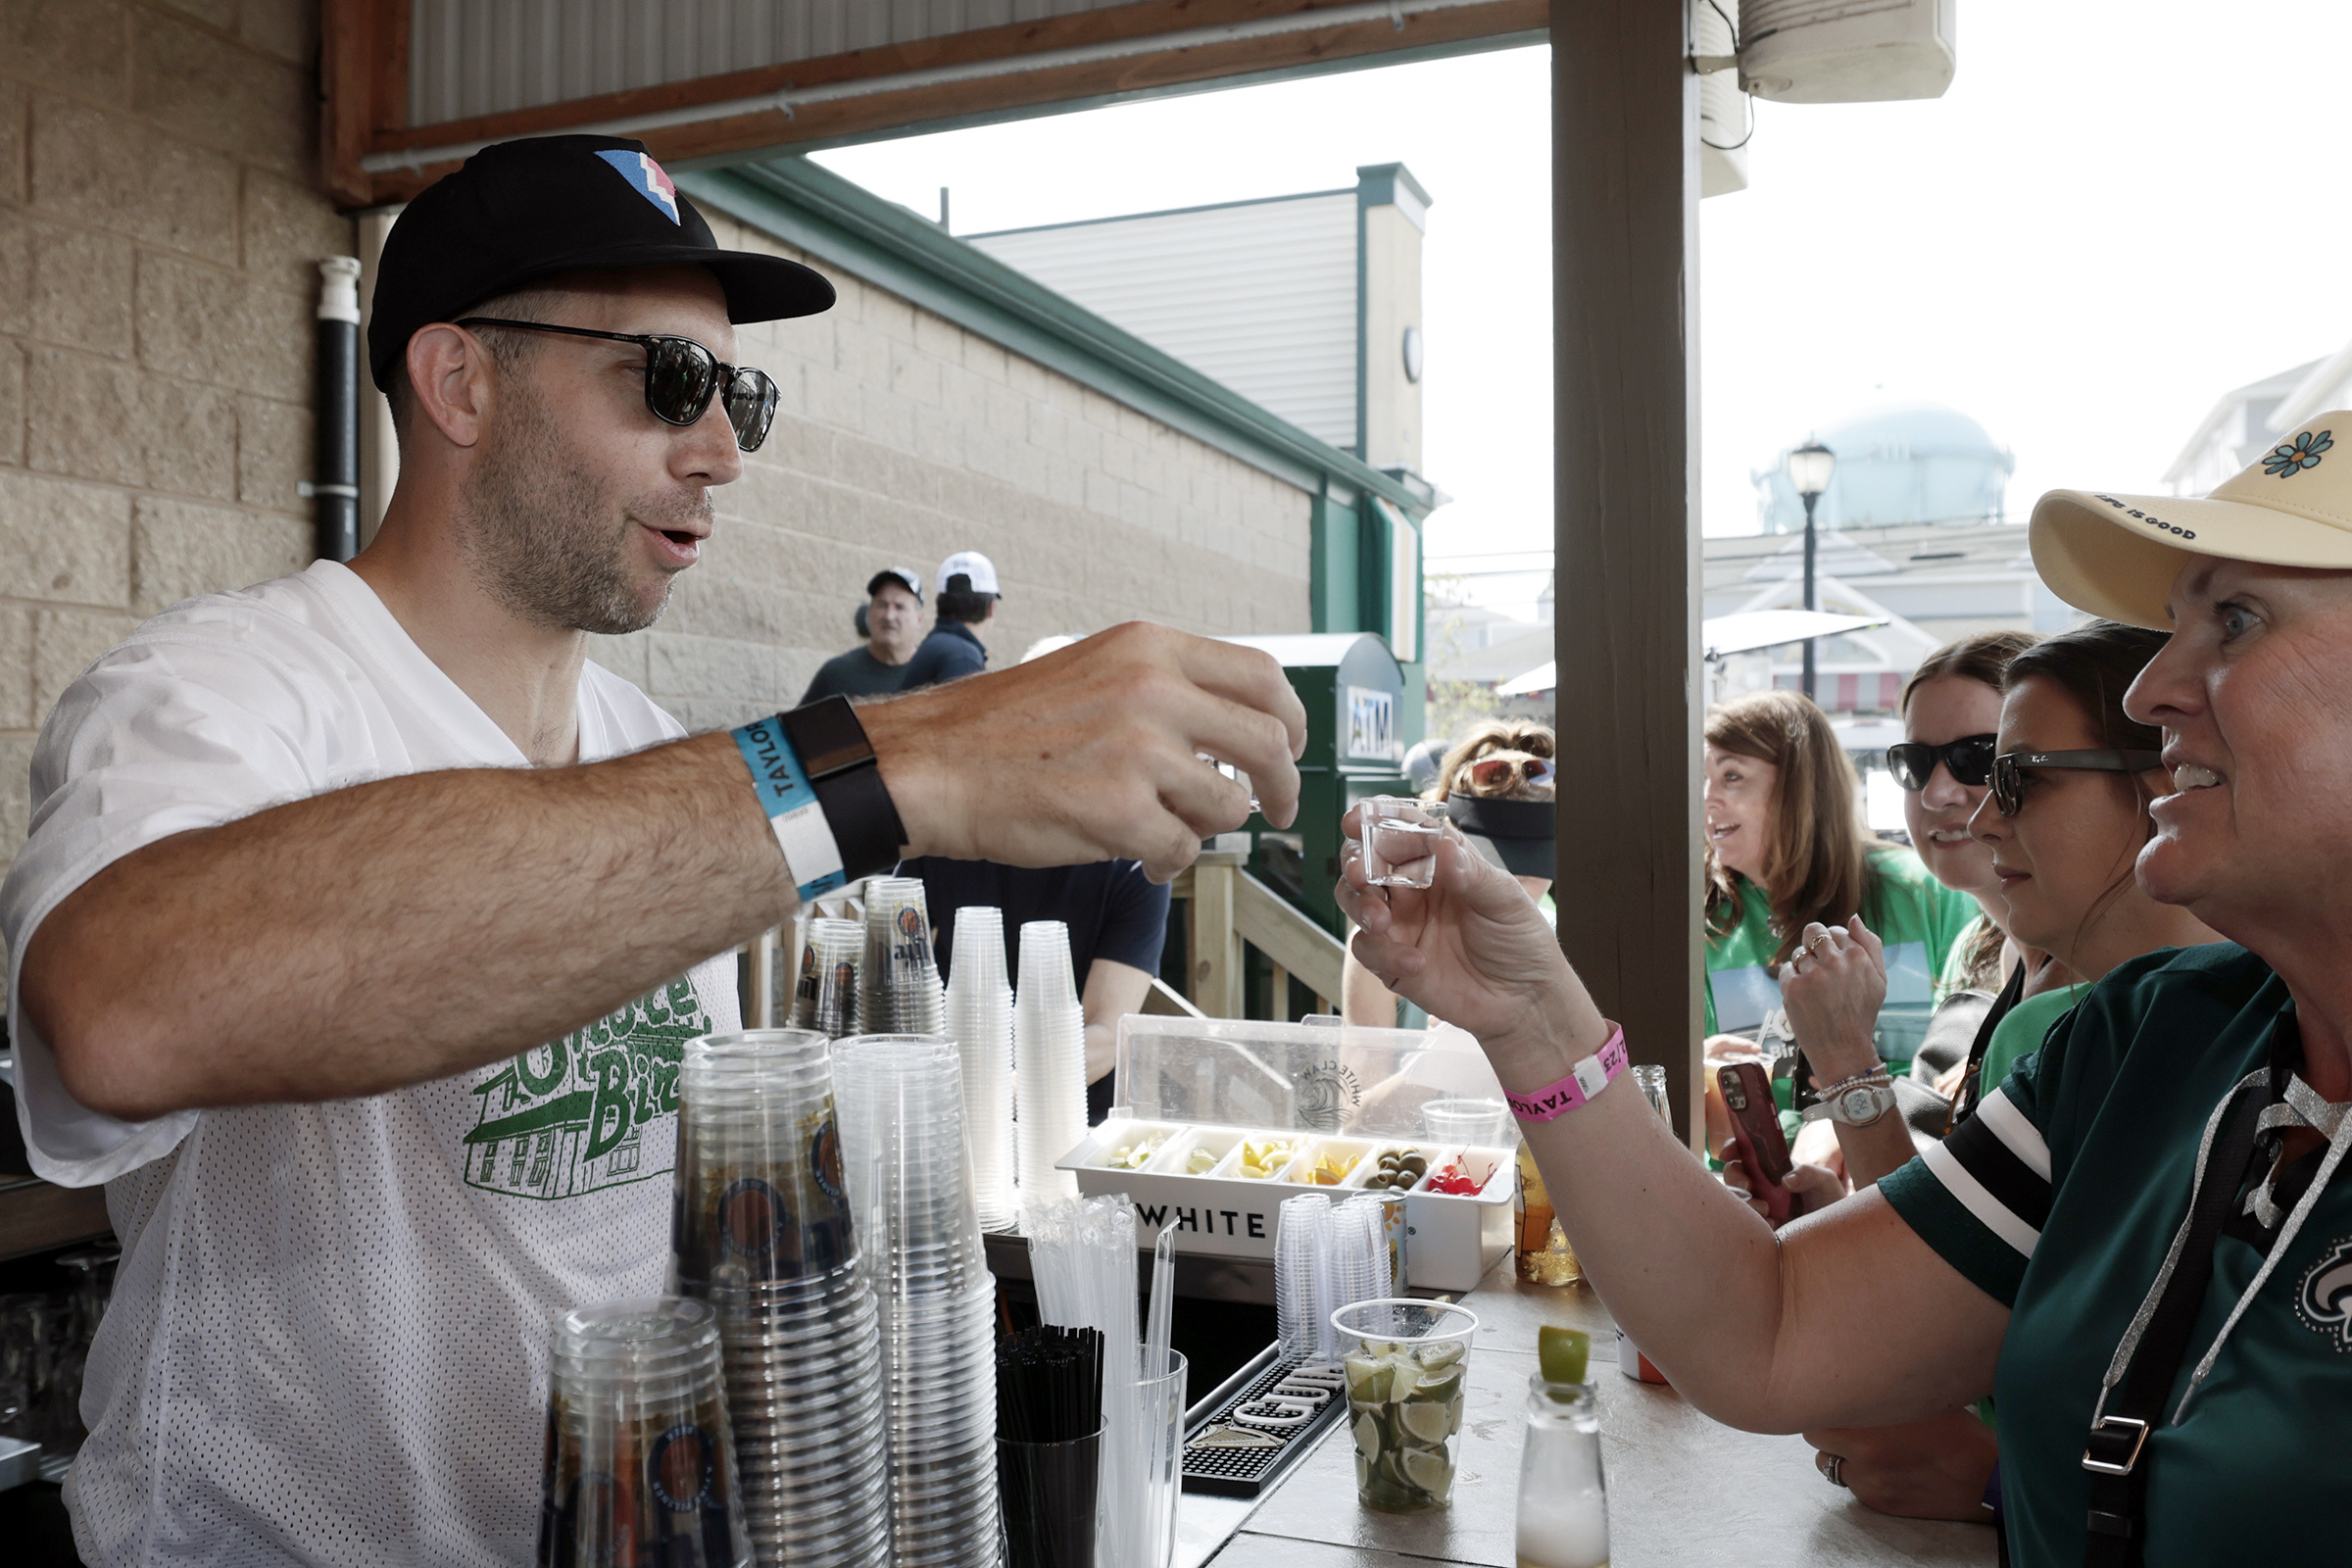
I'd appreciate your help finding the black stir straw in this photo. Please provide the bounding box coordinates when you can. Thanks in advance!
[997,1325,1104,1444]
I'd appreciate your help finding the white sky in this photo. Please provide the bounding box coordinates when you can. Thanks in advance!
[813,2,2352,622]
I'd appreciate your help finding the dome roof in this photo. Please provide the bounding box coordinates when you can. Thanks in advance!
[1752,401,2014,533]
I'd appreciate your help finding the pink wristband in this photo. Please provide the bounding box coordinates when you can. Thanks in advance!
[1503,1024,1630,1122]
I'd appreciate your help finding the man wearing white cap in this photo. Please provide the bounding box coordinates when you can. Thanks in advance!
[900,549,1000,690]
[1322,411,2352,1566]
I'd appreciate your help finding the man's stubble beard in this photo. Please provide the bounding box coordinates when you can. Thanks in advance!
[456,375,710,637]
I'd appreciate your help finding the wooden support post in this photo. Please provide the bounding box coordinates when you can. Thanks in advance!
[1188,851,1245,1018]
[1551,0,1705,1145]
[1269,961,1290,1023]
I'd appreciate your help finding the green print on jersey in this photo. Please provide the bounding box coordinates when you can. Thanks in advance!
[461,976,707,1200]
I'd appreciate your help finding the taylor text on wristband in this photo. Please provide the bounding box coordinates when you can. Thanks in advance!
[1505,1024,1631,1122]
[730,715,847,901]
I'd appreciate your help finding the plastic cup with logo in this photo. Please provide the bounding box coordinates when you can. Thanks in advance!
[538,1296,753,1568]
[1332,1298,1478,1512]
[858,879,946,1036]
[1361,796,1448,888]
[790,918,863,1038]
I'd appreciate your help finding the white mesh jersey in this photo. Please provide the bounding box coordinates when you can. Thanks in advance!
[0,561,740,1567]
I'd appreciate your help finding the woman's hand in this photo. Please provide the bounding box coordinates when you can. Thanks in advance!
[1336,812,1597,1079]
[1804,1408,1999,1523]
[1782,917,1887,1085]
[1722,1147,1847,1226]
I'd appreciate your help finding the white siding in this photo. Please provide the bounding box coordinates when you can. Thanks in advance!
[968,194,1359,451]
[409,0,1140,126]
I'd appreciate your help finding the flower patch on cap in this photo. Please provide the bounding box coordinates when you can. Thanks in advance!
[2263,427,2332,478]
[594,148,680,223]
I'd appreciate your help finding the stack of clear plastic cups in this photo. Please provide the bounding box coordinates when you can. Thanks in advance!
[1015,921,1089,1200]
[1275,1194,1336,1363]
[674,1030,891,1568]
[945,906,1018,1231]
[831,1034,1002,1568]
[858,878,947,1035]
[790,918,863,1038]
[539,1297,754,1568]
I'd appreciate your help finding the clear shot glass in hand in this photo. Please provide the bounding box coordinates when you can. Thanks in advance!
[1361,797,1448,888]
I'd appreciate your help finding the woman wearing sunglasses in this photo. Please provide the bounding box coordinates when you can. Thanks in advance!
[1782,620,2219,1528]
[1341,414,2352,1565]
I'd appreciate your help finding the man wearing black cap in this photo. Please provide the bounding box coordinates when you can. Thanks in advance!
[0,135,1304,1566]
[801,566,927,702]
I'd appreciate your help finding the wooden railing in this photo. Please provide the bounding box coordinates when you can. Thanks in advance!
[1171,850,1346,1019]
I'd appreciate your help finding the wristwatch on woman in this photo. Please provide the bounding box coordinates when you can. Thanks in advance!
[1801,1071,1898,1128]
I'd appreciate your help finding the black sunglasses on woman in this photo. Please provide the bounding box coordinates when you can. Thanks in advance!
[1988,749,2164,817]
[1886,734,1996,792]
[457,318,780,451]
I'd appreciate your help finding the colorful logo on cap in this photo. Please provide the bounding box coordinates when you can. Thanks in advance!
[2264,427,2332,478]
[595,149,680,223]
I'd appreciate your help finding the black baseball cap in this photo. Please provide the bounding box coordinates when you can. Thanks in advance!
[866,568,922,603]
[368,133,835,391]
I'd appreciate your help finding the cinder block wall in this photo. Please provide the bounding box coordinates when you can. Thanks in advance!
[585,208,1315,734]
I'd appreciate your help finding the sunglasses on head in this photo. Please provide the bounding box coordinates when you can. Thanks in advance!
[1886,734,1996,792]
[456,318,780,451]
[1988,749,2164,817]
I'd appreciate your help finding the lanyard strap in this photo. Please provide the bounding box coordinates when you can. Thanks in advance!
[2081,1076,2268,1568]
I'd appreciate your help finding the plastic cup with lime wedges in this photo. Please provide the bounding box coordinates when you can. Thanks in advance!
[1330,1298,1480,1513]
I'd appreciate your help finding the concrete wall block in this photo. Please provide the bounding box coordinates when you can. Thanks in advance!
[28,219,135,356]
[1080,469,1119,519]
[654,695,769,737]
[240,0,316,64]
[0,731,34,857]
[801,363,860,431]
[150,0,235,26]
[832,318,890,389]
[242,170,355,289]
[32,96,238,265]
[0,206,26,337]
[0,468,131,606]
[130,493,306,613]
[32,605,140,716]
[0,343,21,467]
[862,292,915,346]
[911,311,960,363]
[856,383,917,458]
[583,630,651,689]
[136,250,308,398]
[963,338,1007,384]
[5,0,130,106]
[132,11,310,175]
[24,344,233,493]
[0,604,31,726]
[910,403,962,475]
[141,375,238,502]
[644,630,791,702]
[0,78,24,206]
[888,340,940,408]
[236,395,308,513]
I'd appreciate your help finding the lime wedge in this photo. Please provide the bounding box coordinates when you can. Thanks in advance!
[1401,1447,1454,1495]
[1387,1359,1421,1401]
[1539,1325,1592,1385]
[1353,1413,1381,1458]
[1346,1355,1391,1402]
[1416,1340,1465,1372]
[1399,1400,1452,1444]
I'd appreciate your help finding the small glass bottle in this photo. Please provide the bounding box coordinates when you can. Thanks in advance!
[1515,1145,1582,1285]
[1514,1376,1609,1568]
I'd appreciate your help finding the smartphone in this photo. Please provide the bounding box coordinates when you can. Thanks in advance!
[1717,1060,1792,1187]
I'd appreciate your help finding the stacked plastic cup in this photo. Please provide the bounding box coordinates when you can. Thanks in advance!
[674,1030,891,1568]
[1015,921,1089,1200]
[539,1297,754,1568]
[859,878,947,1035]
[790,918,864,1038]
[944,906,1018,1231]
[831,1034,1002,1567]
[1275,1194,1337,1363]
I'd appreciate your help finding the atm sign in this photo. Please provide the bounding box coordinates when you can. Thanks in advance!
[1346,686,1397,762]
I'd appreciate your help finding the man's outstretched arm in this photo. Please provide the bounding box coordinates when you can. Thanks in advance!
[24,623,1305,1122]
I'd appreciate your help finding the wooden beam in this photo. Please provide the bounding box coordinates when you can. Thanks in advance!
[318,0,376,207]
[356,0,1545,206]
[1550,0,1705,1145]
[1187,851,1246,1018]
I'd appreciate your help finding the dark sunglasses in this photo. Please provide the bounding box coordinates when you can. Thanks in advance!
[1886,734,1996,792]
[1989,749,2164,817]
[456,318,780,451]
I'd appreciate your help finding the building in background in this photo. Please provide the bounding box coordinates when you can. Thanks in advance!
[2166,353,2343,497]
[1750,401,2013,534]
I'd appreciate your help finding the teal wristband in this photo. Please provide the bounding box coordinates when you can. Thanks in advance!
[731,715,848,900]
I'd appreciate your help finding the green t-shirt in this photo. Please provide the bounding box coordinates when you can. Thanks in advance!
[1882,943,2352,1566]
[1702,848,1978,1038]
[1977,981,2087,1098]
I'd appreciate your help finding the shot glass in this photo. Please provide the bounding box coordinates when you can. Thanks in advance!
[1332,1298,1479,1513]
[1360,797,1447,888]
[1421,1098,1508,1147]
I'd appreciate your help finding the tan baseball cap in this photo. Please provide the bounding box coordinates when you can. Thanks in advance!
[2031,413,2352,629]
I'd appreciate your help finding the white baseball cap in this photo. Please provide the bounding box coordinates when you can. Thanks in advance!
[935,550,1001,598]
[2033,412,2352,629]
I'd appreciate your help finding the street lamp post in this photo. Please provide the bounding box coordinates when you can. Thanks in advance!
[1787,439,1837,700]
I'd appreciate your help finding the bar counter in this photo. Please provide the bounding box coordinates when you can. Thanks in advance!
[1177,1259,1996,1568]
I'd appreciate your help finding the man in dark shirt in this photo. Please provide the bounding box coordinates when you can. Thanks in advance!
[898,550,997,690]
[799,567,924,702]
[904,856,1171,1124]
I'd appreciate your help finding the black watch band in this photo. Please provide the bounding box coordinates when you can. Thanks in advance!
[777,696,907,883]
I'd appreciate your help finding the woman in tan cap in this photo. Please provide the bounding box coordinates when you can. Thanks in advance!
[1339,415,2352,1568]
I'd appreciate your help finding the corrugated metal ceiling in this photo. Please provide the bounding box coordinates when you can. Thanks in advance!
[410,0,1140,127]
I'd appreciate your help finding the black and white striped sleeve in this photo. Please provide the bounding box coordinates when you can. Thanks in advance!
[1881,1084,2053,1306]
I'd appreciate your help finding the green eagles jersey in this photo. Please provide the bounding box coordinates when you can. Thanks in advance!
[1882,943,2352,1566]
[1703,847,1978,1038]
